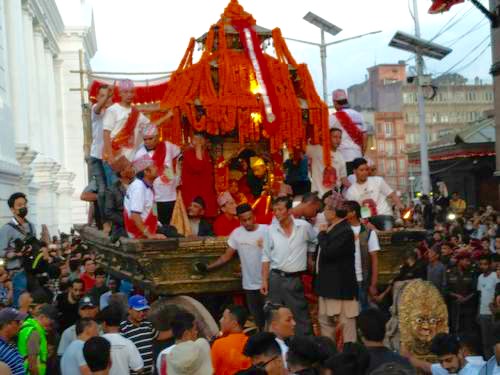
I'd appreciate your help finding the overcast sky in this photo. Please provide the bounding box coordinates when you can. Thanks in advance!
[89,0,493,98]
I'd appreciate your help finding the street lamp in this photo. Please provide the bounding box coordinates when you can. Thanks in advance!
[408,175,416,200]
[285,12,381,104]
[388,4,452,196]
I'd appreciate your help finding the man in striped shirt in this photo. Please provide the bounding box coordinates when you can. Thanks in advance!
[120,295,158,375]
[0,308,27,375]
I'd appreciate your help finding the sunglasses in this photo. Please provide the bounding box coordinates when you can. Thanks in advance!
[255,355,280,369]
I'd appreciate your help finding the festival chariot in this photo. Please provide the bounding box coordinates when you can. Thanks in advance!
[77,0,426,333]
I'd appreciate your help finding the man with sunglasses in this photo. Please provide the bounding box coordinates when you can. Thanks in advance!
[0,308,27,375]
[242,332,285,375]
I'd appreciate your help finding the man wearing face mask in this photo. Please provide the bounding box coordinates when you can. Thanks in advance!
[0,193,36,307]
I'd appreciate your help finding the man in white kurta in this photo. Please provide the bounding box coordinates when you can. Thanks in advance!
[133,124,181,226]
[102,80,150,162]
[307,128,348,198]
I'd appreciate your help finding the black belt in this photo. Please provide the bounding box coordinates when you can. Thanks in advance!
[271,269,305,278]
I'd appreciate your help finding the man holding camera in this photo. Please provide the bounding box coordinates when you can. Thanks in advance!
[0,193,36,307]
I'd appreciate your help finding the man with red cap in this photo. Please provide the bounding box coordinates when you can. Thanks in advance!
[123,156,166,240]
[330,89,368,175]
[213,192,240,237]
[134,123,181,227]
[102,79,151,164]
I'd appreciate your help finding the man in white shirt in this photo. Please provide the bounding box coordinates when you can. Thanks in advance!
[344,200,380,311]
[60,318,99,375]
[89,84,114,229]
[479,323,500,375]
[263,303,296,367]
[306,128,348,197]
[345,158,404,231]
[202,203,268,330]
[408,333,485,374]
[330,89,368,174]
[430,334,484,375]
[100,305,143,375]
[261,197,316,336]
[123,156,166,240]
[102,79,151,163]
[134,123,180,226]
[156,311,198,375]
[477,255,498,359]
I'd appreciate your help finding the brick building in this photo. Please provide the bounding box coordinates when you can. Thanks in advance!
[348,63,494,196]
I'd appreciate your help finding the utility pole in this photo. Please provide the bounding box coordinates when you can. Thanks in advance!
[320,30,328,103]
[413,0,432,195]
[491,0,500,183]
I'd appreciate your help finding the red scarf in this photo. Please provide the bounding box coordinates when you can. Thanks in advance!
[151,142,178,184]
[334,110,364,148]
[151,141,167,175]
[123,209,158,239]
[111,107,140,152]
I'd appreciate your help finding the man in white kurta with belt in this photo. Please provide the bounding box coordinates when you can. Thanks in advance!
[134,124,181,226]
[123,156,166,240]
[330,89,368,175]
[102,80,151,164]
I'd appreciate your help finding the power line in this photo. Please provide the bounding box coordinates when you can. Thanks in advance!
[404,5,475,63]
[449,42,491,73]
[429,5,473,42]
[443,18,488,47]
[438,34,491,75]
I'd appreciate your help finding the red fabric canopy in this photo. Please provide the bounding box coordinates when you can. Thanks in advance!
[88,79,169,104]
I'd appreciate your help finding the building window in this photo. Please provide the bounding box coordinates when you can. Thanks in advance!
[398,141,405,153]
[441,113,449,123]
[399,159,405,171]
[379,160,385,174]
[455,92,465,102]
[385,122,394,137]
[377,140,384,152]
[432,113,439,123]
[399,177,407,186]
[386,141,395,156]
[387,160,396,176]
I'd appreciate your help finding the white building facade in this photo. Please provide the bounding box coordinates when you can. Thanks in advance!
[0,0,96,234]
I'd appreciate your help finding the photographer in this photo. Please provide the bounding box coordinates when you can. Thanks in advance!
[0,192,36,307]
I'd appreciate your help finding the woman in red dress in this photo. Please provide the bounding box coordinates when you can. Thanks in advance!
[181,133,218,218]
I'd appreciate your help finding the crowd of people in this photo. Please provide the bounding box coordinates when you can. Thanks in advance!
[0,81,498,375]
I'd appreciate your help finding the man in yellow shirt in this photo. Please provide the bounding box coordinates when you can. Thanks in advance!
[450,192,466,216]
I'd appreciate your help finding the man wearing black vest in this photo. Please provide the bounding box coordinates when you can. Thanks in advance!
[315,198,358,344]
[344,200,380,312]
[0,192,36,307]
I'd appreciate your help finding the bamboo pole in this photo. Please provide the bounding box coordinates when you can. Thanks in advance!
[80,50,92,161]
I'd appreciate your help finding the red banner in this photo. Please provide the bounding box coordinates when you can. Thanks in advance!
[88,79,169,104]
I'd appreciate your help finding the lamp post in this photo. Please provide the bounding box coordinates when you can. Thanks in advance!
[409,175,416,201]
[388,5,452,195]
[285,12,381,104]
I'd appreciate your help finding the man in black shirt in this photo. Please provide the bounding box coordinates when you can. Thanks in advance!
[56,279,84,332]
[358,308,414,374]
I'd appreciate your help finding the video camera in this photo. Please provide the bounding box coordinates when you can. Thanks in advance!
[13,236,46,275]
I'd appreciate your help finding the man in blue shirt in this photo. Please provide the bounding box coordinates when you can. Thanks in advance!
[0,308,28,375]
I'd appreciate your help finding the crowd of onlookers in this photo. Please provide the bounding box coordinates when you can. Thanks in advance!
[0,186,499,374]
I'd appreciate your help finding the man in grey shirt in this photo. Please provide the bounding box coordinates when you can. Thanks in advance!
[427,248,446,294]
[0,192,36,307]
